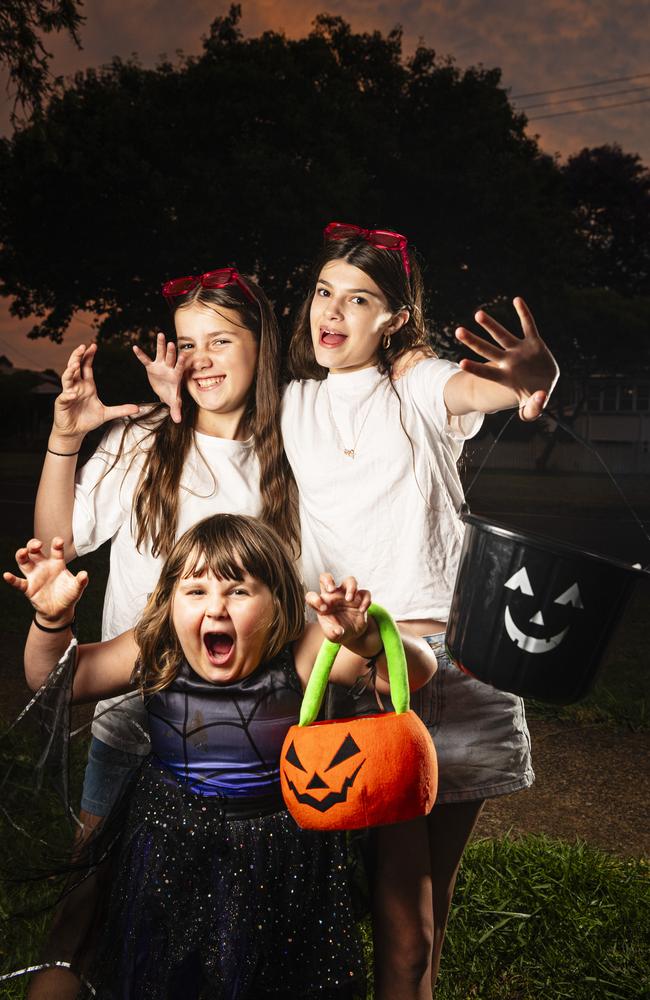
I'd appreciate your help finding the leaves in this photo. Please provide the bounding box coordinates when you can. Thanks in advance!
[0,0,84,122]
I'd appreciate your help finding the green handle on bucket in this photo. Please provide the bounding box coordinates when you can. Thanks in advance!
[298,603,409,726]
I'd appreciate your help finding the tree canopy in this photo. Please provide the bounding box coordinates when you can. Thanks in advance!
[0,6,648,374]
[562,144,650,298]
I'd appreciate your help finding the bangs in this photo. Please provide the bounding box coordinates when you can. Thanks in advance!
[181,285,261,336]
[179,538,272,588]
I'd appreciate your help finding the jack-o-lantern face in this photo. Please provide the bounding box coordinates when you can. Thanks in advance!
[280,711,438,831]
[503,566,584,654]
[283,732,365,812]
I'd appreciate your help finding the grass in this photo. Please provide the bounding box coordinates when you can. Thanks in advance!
[436,834,649,1000]
[0,721,90,995]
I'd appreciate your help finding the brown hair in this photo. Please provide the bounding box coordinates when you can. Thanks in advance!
[108,275,299,558]
[287,234,436,380]
[134,514,305,694]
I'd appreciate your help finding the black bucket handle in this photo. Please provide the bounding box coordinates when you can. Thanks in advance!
[462,409,650,569]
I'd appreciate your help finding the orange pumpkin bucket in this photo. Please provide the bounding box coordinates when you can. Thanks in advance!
[280,604,438,830]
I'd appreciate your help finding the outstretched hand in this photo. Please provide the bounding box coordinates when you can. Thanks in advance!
[3,537,88,624]
[133,334,186,424]
[455,298,559,421]
[305,573,372,646]
[54,344,140,439]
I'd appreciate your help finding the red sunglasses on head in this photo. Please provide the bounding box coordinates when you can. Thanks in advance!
[161,267,255,305]
[323,221,411,277]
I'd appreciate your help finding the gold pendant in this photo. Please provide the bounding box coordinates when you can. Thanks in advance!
[343,448,355,458]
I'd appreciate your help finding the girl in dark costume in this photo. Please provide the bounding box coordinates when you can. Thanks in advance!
[4,513,436,998]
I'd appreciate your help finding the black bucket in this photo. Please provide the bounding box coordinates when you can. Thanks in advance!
[445,514,649,704]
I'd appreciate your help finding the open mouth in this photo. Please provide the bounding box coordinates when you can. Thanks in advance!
[203,632,235,665]
[194,375,226,390]
[319,328,347,348]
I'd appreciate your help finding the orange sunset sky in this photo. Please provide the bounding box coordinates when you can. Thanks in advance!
[1,0,648,373]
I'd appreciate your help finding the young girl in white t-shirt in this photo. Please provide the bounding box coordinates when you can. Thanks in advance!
[34,268,297,829]
[29,270,298,999]
[280,222,559,998]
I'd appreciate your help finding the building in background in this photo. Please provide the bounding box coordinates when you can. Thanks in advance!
[468,375,650,474]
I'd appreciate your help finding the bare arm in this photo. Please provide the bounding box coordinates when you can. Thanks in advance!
[34,344,139,557]
[444,297,559,422]
[25,625,138,703]
[294,575,437,695]
[4,537,138,701]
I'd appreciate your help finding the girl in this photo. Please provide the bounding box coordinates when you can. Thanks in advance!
[283,223,558,998]
[34,268,298,839]
[5,513,437,997]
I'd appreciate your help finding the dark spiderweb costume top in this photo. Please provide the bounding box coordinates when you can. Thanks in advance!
[147,649,303,802]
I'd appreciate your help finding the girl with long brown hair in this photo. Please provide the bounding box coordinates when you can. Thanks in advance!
[281,222,558,999]
[34,268,298,844]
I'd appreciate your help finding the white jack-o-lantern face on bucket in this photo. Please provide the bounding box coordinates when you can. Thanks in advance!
[503,566,584,654]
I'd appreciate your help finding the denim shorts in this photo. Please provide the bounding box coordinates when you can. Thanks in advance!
[80,735,147,817]
[410,634,534,803]
[325,633,534,805]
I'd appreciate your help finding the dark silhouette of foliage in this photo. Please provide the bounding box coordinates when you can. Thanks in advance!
[0,0,84,122]
[562,144,650,298]
[0,6,647,375]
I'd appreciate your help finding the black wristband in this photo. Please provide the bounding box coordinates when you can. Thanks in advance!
[33,615,76,634]
[366,646,384,662]
[47,447,81,457]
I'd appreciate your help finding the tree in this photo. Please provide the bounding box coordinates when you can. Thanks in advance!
[0,7,581,353]
[562,144,650,297]
[0,0,85,122]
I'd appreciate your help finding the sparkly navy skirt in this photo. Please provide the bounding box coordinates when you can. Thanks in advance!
[83,760,365,999]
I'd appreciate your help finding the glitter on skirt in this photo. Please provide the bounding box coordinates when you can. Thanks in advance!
[82,760,366,999]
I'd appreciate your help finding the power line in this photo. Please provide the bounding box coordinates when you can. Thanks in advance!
[528,95,650,121]
[519,85,650,112]
[512,72,650,100]
[0,333,47,368]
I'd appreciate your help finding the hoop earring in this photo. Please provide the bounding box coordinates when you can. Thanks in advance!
[382,333,391,351]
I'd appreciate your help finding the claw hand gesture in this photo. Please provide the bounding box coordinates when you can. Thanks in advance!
[455,298,559,421]
[133,334,186,424]
[3,538,88,625]
[305,574,372,646]
[54,344,140,440]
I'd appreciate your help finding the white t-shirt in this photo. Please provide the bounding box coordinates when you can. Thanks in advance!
[73,415,262,751]
[281,359,483,621]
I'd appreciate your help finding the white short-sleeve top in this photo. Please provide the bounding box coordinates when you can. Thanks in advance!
[281,359,483,622]
[72,415,262,751]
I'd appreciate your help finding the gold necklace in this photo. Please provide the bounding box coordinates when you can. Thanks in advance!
[324,378,384,458]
